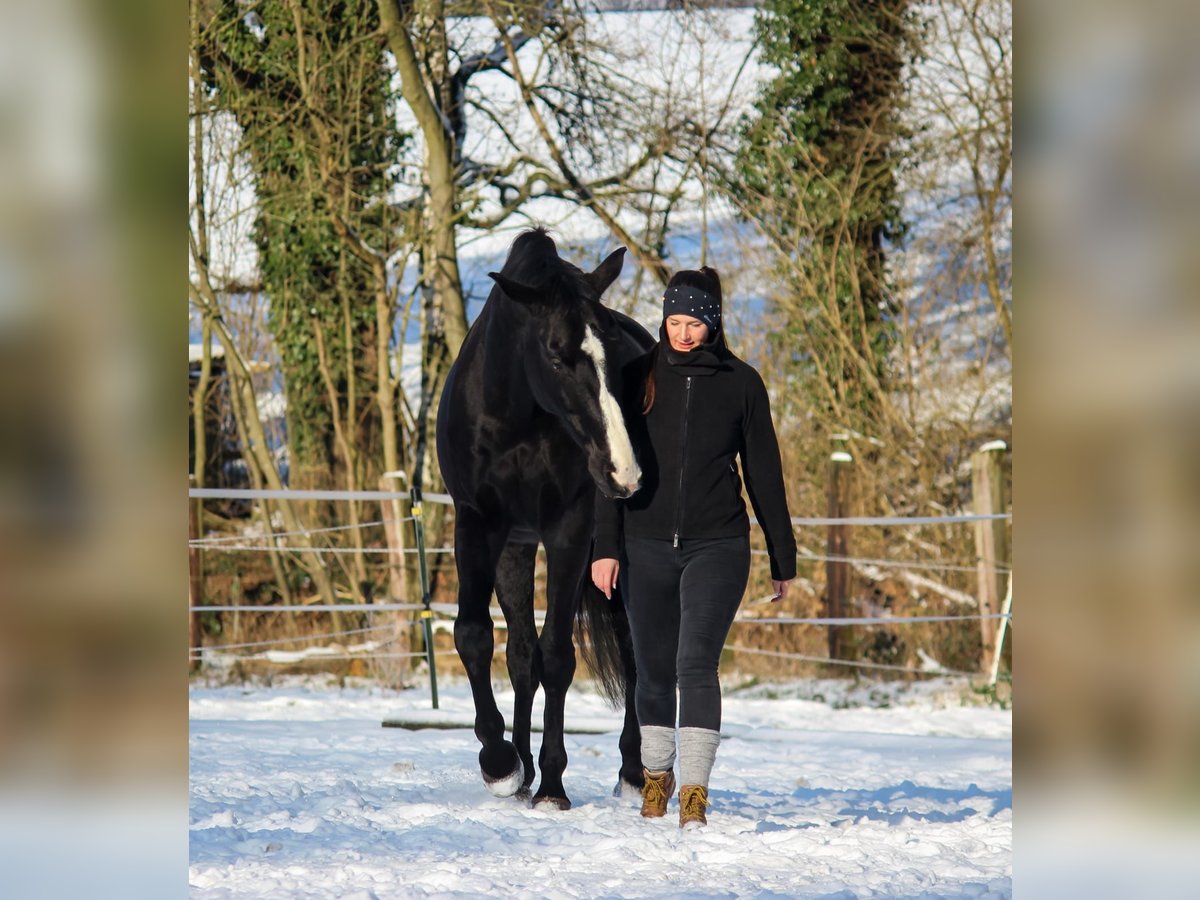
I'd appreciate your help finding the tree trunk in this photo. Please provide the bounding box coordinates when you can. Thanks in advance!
[377,0,468,357]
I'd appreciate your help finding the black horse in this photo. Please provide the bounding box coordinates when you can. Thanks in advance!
[436,228,652,810]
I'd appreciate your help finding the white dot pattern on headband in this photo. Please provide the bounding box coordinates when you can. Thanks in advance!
[664,285,721,327]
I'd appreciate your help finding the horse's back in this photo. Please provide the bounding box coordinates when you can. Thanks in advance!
[611,309,654,362]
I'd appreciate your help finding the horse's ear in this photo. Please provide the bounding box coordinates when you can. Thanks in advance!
[489,272,543,307]
[587,247,626,297]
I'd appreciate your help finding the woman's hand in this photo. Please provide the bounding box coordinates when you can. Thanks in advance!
[771,579,793,602]
[591,558,620,600]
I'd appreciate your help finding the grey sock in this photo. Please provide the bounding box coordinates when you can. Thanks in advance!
[678,727,721,787]
[640,724,676,772]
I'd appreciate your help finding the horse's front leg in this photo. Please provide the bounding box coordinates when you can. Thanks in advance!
[494,541,539,798]
[452,509,522,797]
[531,540,588,810]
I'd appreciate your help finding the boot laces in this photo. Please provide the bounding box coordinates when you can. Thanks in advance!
[681,786,708,819]
[643,771,671,805]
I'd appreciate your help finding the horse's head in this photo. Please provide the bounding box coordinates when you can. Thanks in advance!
[488,244,641,500]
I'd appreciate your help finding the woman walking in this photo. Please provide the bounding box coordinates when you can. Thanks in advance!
[591,267,796,828]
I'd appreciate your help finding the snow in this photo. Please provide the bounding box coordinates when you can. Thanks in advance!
[255,390,286,423]
[189,342,226,364]
[190,676,1011,898]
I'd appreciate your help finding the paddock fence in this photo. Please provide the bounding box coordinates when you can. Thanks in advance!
[188,445,1011,706]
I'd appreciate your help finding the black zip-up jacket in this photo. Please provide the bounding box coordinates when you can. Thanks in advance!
[594,337,797,581]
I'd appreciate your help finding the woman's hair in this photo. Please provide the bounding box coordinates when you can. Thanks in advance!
[643,267,724,414]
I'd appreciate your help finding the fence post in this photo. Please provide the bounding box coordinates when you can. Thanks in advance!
[973,440,1008,671]
[825,440,853,661]
[380,472,412,683]
[411,486,439,709]
[989,573,1013,687]
[380,473,408,603]
[189,475,203,673]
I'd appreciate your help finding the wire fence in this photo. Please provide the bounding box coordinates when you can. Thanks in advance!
[188,486,1012,686]
[189,494,1008,575]
[192,541,998,570]
[190,612,1010,680]
[188,519,395,546]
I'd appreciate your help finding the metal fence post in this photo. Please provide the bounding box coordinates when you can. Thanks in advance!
[826,441,853,661]
[411,486,439,709]
[189,475,203,673]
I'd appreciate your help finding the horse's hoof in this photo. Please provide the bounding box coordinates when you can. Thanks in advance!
[480,743,525,798]
[483,761,525,798]
[612,777,641,799]
[532,795,572,812]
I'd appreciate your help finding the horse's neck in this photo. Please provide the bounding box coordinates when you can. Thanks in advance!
[477,306,537,423]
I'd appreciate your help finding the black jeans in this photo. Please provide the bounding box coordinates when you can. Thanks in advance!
[622,534,751,732]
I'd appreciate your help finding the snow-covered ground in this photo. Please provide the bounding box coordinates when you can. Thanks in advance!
[190,676,1011,898]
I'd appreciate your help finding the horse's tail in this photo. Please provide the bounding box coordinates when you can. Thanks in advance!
[576,581,633,710]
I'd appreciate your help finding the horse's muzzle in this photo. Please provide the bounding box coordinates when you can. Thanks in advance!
[589,453,641,500]
[608,473,641,500]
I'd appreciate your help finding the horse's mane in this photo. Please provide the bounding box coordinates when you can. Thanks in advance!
[501,227,577,289]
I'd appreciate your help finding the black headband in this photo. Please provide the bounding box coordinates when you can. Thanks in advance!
[662,284,721,330]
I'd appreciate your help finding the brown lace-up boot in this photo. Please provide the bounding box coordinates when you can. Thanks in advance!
[678,784,709,829]
[639,768,676,818]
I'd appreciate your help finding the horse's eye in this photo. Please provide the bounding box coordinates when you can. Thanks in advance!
[550,356,565,371]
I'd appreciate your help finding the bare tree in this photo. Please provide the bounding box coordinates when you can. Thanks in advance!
[459,3,763,292]
[907,0,1012,358]
[377,0,471,358]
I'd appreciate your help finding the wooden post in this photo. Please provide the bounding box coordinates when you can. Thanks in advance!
[989,573,1013,686]
[825,441,853,661]
[973,440,1008,671]
[380,472,409,609]
[379,472,412,682]
[189,475,203,673]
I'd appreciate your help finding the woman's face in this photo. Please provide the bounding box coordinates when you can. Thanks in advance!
[665,315,710,352]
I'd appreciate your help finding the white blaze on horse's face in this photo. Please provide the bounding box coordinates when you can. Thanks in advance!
[580,325,641,497]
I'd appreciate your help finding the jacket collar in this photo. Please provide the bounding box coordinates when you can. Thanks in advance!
[657,325,729,376]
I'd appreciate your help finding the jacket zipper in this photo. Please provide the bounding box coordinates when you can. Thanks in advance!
[673,375,692,548]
